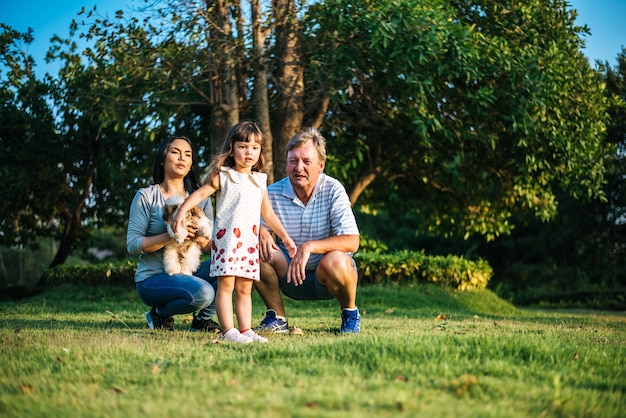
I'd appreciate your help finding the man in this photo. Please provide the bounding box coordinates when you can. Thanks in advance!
[254,127,361,333]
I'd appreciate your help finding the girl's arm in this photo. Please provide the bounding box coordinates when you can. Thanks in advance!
[171,174,219,234]
[260,193,297,257]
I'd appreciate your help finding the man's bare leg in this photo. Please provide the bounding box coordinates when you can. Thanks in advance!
[316,251,358,310]
[255,250,289,317]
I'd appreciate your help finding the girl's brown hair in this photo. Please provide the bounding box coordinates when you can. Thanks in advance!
[206,121,265,179]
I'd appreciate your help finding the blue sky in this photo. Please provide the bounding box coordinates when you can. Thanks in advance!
[569,0,626,65]
[1,0,625,76]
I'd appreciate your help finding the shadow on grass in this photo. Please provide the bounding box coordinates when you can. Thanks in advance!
[0,317,144,332]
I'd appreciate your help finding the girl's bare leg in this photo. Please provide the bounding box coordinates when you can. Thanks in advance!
[235,277,253,331]
[216,275,235,332]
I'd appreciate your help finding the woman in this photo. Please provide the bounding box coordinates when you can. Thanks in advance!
[126,135,218,331]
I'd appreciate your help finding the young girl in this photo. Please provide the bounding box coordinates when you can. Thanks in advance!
[171,121,297,343]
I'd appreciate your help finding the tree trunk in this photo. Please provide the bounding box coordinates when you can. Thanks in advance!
[41,169,92,285]
[232,4,249,105]
[206,0,240,150]
[272,0,304,179]
[349,171,377,206]
[251,0,275,183]
[303,96,330,130]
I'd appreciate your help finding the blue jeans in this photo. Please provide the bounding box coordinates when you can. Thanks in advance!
[136,260,217,318]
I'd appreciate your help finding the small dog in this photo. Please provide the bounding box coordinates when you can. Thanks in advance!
[162,195,212,276]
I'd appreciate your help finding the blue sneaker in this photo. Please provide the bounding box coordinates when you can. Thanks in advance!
[255,309,289,333]
[340,309,361,333]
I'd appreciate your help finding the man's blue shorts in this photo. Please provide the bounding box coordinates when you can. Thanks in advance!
[277,247,356,301]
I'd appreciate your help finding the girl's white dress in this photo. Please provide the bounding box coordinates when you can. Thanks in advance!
[209,166,265,280]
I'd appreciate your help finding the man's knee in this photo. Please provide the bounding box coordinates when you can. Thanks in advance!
[317,252,357,286]
[259,250,288,282]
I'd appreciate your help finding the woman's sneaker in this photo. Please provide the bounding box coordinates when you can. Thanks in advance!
[220,328,253,344]
[241,329,269,343]
[145,308,174,331]
[189,316,220,333]
[254,309,289,333]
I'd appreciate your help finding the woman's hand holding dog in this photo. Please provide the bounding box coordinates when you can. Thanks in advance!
[182,219,211,253]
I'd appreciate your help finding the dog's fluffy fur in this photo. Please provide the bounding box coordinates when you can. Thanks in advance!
[162,196,212,276]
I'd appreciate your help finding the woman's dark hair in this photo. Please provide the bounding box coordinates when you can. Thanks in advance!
[152,135,202,193]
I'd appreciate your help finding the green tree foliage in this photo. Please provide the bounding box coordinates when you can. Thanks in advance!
[479,49,626,298]
[0,24,152,269]
[307,0,609,240]
[389,49,626,301]
[0,26,65,249]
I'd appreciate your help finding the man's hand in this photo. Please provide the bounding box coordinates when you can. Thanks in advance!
[287,242,311,286]
[283,236,297,259]
[259,226,280,263]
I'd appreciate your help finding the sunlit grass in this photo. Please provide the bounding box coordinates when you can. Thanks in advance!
[1,284,624,417]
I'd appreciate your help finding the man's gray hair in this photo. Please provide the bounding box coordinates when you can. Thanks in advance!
[285,127,327,162]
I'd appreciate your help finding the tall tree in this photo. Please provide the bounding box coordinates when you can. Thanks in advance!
[306,0,609,240]
[0,25,146,270]
[0,26,61,250]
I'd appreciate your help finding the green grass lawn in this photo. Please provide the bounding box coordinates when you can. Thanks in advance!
[0,284,624,417]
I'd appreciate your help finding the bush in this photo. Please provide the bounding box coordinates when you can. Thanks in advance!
[355,250,492,290]
[0,240,57,288]
[40,259,138,287]
[36,251,492,292]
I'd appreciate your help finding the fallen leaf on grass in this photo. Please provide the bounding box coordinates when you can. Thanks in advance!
[111,386,128,394]
[434,322,448,331]
[395,375,408,382]
[290,326,304,335]
[444,374,480,397]
[433,321,465,333]
[573,352,579,361]
[19,384,36,394]
[385,309,395,314]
